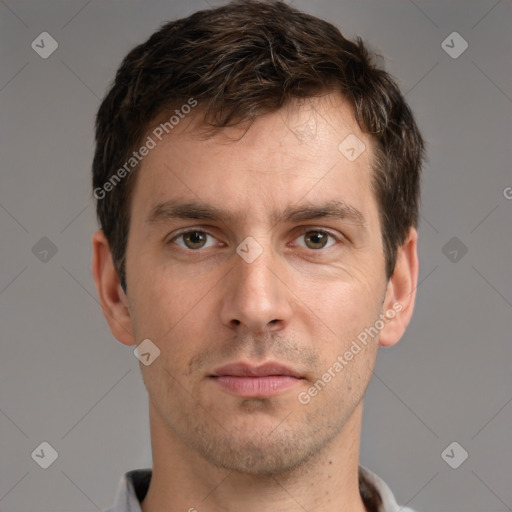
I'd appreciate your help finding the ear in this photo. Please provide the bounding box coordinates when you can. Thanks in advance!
[378,227,419,347]
[91,229,136,346]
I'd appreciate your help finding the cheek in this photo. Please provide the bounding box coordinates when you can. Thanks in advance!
[135,299,211,410]
[129,260,214,338]
[295,278,383,399]
[297,271,382,339]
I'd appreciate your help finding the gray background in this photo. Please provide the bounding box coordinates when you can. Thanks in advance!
[1,0,511,511]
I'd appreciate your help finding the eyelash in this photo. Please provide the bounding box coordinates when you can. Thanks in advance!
[168,227,342,251]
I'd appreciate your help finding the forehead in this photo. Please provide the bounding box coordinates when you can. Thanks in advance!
[130,93,379,231]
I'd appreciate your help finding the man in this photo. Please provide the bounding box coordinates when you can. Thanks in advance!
[92,1,424,511]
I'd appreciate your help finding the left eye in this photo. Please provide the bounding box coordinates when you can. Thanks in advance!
[293,230,337,250]
[172,230,218,250]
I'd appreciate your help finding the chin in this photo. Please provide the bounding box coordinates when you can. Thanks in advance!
[186,419,336,477]
[203,440,312,476]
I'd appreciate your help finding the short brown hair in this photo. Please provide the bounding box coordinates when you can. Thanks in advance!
[92,0,424,290]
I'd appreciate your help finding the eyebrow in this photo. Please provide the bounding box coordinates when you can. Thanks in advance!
[146,199,367,230]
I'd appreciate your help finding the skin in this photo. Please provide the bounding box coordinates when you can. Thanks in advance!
[92,92,418,512]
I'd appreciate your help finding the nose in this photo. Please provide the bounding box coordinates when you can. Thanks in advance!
[220,244,293,334]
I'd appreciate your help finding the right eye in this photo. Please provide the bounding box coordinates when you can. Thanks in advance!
[170,230,219,250]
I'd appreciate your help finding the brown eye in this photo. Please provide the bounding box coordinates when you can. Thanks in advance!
[173,230,217,250]
[184,231,207,249]
[293,230,337,250]
[304,231,329,249]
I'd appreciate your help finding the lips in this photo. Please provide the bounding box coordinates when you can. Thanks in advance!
[211,362,302,378]
[210,362,304,397]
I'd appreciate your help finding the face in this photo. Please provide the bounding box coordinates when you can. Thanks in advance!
[122,94,394,475]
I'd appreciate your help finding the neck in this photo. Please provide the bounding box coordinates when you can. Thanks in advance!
[141,402,368,512]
